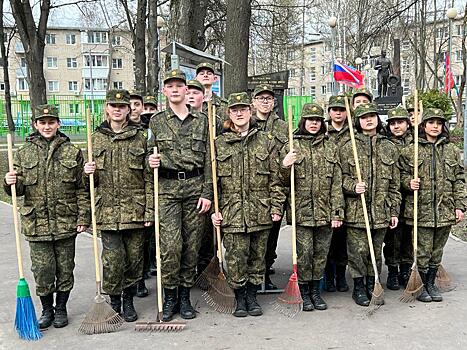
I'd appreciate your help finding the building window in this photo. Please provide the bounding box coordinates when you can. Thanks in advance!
[112,35,122,46]
[69,103,80,114]
[401,59,410,74]
[48,80,59,92]
[455,50,463,62]
[454,75,462,86]
[47,57,58,69]
[84,78,108,91]
[20,57,28,68]
[287,50,296,60]
[68,81,78,91]
[67,57,78,68]
[87,31,108,44]
[113,81,123,89]
[436,27,448,39]
[45,34,56,44]
[17,78,29,91]
[401,40,410,51]
[403,77,410,95]
[321,65,326,75]
[112,58,123,69]
[66,34,76,45]
[321,85,327,95]
[84,55,108,67]
[455,24,464,36]
[309,67,316,82]
[0,81,5,91]
[289,69,297,78]
[288,87,296,95]
[310,47,317,63]
[310,86,316,96]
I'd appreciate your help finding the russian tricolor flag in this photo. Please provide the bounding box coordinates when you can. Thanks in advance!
[333,62,365,88]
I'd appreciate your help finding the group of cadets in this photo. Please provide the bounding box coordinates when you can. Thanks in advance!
[3,61,466,329]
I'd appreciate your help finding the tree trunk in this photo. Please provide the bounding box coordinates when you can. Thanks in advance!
[147,0,159,96]
[0,0,14,131]
[224,0,251,95]
[134,0,147,92]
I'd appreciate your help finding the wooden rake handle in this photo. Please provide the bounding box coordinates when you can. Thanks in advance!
[344,97,380,282]
[7,134,24,279]
[153,147,163,313]
[413,91,420,260]
[287,105,298,267]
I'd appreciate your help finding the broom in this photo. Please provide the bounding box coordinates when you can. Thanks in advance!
[343,97,384,311]
[400,92,424,302]
[7,133,42,341]
[135,147,186,331]
[195,103,221,291]
[273,104,303,318]
[202,103,236,314]
[79,110,124,334]
[435,264,456,292]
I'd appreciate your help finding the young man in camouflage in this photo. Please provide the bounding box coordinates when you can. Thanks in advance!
[383,107,413,290]
[85,89,153,322]
[148,70,212,321]
[280,103,344,311]
[251,84,288,290]
[399,108,466,302]
[195,62,228,121]
[4,104,89,329]
[212,92,284,317]
[339,103,401,307]
[141,95,158,130]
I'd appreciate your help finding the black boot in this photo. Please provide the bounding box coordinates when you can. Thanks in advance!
[335,265,349,292]
[179,286,196,319]
[122,286,138,322]
[264,273,278,290]
[53,291,70,328]
[109,294,122,314]
[417,271,432,303]
[38,294,54,329]
[325,263,336,292]
[387,266,400,290]
[136,279,149,298]
[426,267,442,302]
[246,282,262,316]
[366,276,375,299]
[352,278,370,307]
[233,287,248,317]
[398,263,411,287]
[299,283,314,311]
[310,280,327,310]
[162,288,179,321]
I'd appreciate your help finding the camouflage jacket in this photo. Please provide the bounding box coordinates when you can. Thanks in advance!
[388,130,413,148]
[203,92,228,122]
[399,137,466,227]
[92,121,153,231]
[3,132,89,241]
[255,112,288,155]
[148,106,213,200]
[215,128,285,234]
[279,133,344,227]
[327,122,350,146]
[339,133,401,229]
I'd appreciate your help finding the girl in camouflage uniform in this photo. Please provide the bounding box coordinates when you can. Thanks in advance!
[211,92,284,317]
[399,108,465,302]
[280,103,344,311]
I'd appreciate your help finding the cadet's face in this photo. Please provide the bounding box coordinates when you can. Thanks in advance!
[229,105,251,128]
[305,117,322,134]
[186,88,204,109]
[329,107,347,123]
[143,104,157,114]
[106,103,130,123]
[389,119,409,137]
[408,111,415,126]
[353,96,370,108]
[359,113,378,132]
[34,117,60,140]
[196,69,217,87]
[424,118,444,139]
[130,98,143,122]
[253,92,274,114]
[163,80,187,104]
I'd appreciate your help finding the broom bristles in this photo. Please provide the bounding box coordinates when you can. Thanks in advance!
[436,265,456,292]
[15,278,42,341]
[400,268,423,303]
[367,282,384,316]
[195,257,220,291]
[272,272,303,318]
[78,295,124,335]
[202,272,235,314]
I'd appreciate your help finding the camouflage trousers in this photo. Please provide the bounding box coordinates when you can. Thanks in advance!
[29,236,76,297]
[326,225,348,267]
[347,227,386,278]
[224,229,269,289]
[159,176,206,289]
[416,226,451,272]
[383,222,413,267]
[297,225,333,282]
[101,229,144,295]
[265,220,282,270]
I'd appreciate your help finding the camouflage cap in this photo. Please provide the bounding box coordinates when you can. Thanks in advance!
[196,62,215,75]
[301,103,325,119]
[328,95,346,110]
[353,102,379,118]
[387,106,410,121]
[187,79,205,94]
[352,87,373,102]
[163,69,187,84]
[34,104,59,120]
[421,108,447,122]
[106,89,131,105]
[227,92,251,108]
[252,84,275,98]
[128,89,143,101]
[143,95,157,106]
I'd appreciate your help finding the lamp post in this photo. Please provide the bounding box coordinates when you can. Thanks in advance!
[446,8,457,99]
[355,57,363,70]
[156,16,165,106]
[328,16,338,95]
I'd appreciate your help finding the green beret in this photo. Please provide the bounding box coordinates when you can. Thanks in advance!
[387,106,410,121]
[301,103,325,119]
[143,95,157,106]
[106,89,130,105]
[34,104,59,120]
[328,95,346,110]
[163,69,187,84]
[353,102,379,118]
[187,79,205,94]
[252,84,275,98]
[196,62,215,75]
[227,92,250,108]
[421,108,447,122]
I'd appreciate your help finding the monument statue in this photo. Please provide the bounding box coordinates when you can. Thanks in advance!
[374,50,392,98]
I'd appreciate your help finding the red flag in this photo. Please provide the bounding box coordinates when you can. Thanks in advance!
[333,62,365,89]
[444,53,454,93]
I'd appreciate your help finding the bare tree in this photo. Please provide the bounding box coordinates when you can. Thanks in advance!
[0,0,15,131]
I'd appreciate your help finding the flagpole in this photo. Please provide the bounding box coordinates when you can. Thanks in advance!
[328,16,338,95]
[446,8,457,99]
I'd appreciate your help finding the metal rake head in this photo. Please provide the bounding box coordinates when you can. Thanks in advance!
[135,321,186,332]
[78,296,124,335]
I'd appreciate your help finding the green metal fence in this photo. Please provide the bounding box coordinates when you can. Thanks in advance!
[283,95,315,128]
